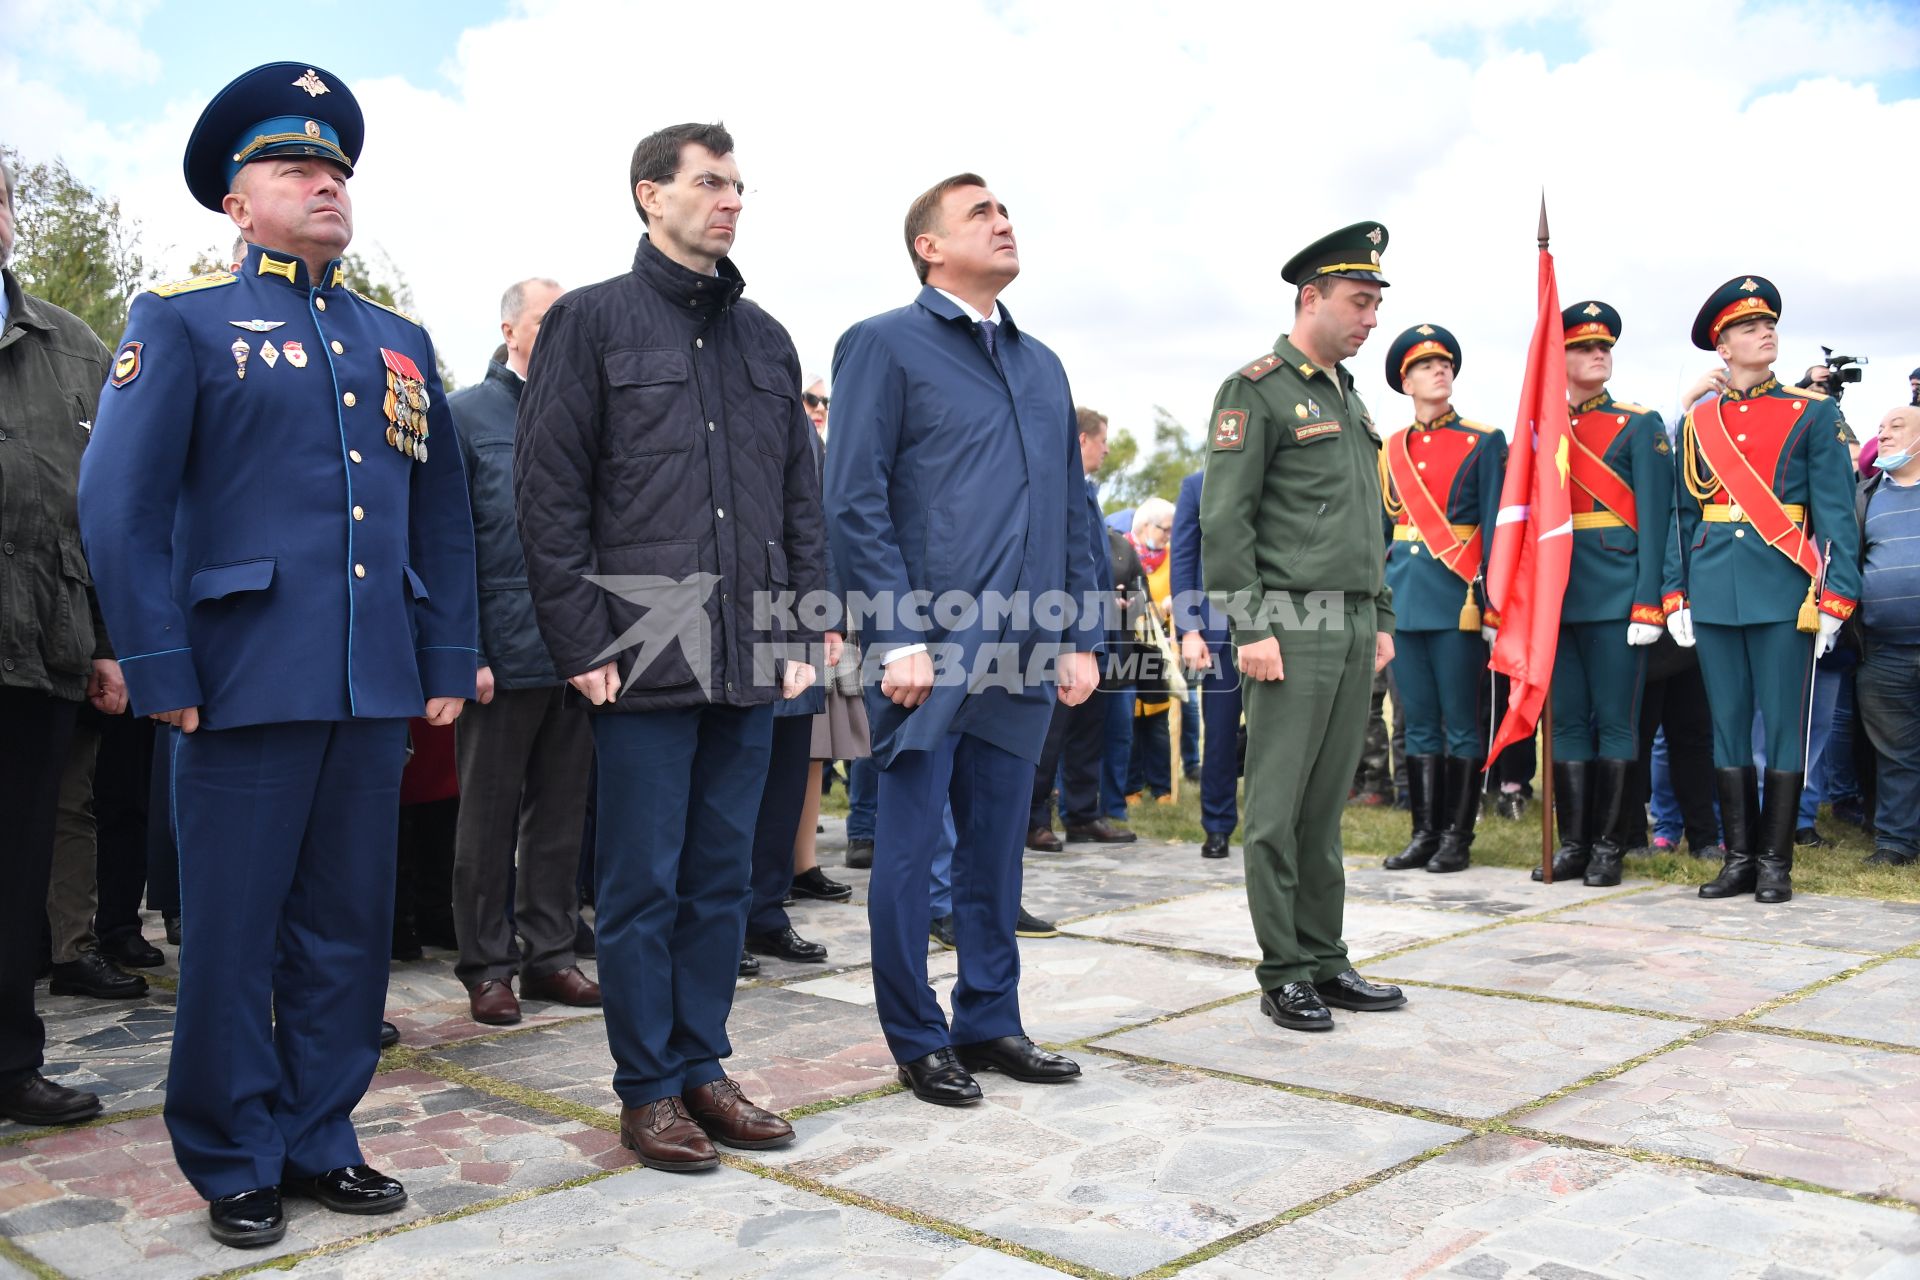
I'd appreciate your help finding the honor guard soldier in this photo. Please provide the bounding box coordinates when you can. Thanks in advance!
[1536,302,1673,887]
[1200,221,1406,1035]
[1665,276,1860,904]
[1377,324,1507,875]
[77,63,478,1247]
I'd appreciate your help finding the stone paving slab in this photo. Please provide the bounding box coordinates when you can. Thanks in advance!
[1529,1029,1920,1202]
[751,897,941,983]
[752,1055,1464,1276]
[0,1069,632,1280]
[1373,920,1861,1020]
[1097,987,1693,1120]
[1554,885,1920,955]
[433,985,901,1117]
[0,995,175,1143]
[384,958,606,1050]
[1343,864,1640,917]
[787,935,1254,1046]
[1061,889,1501,964]
[1186,1132,1920,1279]
[278,1164,1079,1279]
[1756,958,1920,1048]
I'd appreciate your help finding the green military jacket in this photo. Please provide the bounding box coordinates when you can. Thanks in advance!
[1200,334,1393,648]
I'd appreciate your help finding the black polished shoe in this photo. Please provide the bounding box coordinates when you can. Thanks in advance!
[378,1021,400,1050]
[1260,982,1333,1032]
[1201,831,1231,859]
[283,1164,407,1215]
[207,1187,285,1248]
[1064,818,1138,844]
[48,951,149,999]
[1865,846,1918,867]
[98,932,166,969]
[1494,789,1528,820]
[791,866,853,902]
[0,1071,102,1126]
[164,914,182,946]
[1015,906,1059,938]
[844,838,874,870]
[738,949,761,978]
[955,1034,1080,1082]
[1312,969,1407,1012]
[930,915,957,950]
[1793,826,1830,849]
[745,926,828,963]
[896,1048,983,1106]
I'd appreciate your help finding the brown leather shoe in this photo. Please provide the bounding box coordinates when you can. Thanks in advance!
[467,979,521,1026]
[682,1077,794,1150]
[519,965,602,1007]
[619,1097,719,1171]
[1026,826,1064,853]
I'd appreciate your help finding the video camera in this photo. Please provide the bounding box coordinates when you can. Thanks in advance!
[1817,345,1867,401]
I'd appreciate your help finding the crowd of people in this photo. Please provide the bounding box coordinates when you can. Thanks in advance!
[2,57,1917,1251]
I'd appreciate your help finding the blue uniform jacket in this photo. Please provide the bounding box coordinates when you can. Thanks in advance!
[1381,410,1507,632]
[1170,469,1227,644]
[825,287,1103,767]
[79,244,479,727]
[1563,390,1673,627]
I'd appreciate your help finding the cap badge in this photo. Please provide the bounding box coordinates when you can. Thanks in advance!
[303,120,321,138]
[1740,278,1759,292]
[1583,303,1602,316]
[1416,324,1435,336]
[1367,227,1382,245]
[292,69,330,97]
[1370,250,1380,265]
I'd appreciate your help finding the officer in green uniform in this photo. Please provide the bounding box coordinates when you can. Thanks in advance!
[1200,222,1406,1034]
[1376,324,1506,875]
[1537,301,1673,887]
[1664,276,1860,904]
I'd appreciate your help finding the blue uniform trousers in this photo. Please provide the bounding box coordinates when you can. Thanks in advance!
[1198,644,1242,836]
[846,756,878,843]
[748,714,814,936]
[1694,622,1814,771]
[1391,629,1487,757]
[1101,690,1134,819]
[871,731,1032,1062]
[166,718,407,1199]
[1549,621,1646,761]
[590,704,772,1106]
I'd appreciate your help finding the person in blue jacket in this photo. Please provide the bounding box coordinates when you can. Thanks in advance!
[77,63,478,1249]
[1171,467,1241,859]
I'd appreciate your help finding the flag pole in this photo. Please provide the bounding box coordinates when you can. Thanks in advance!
[1536,192,1556,886]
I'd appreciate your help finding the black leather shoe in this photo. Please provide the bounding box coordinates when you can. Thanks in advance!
[282,1164,407,1215]
[1312,969,1407,1012]
[1026,826,1065,853]
[1865,847,1917,866]
[791,866,853,902]
[1260,982,1333,1032]
[379,1021,400,1050]
[896,1048,982,1106]
[956,1034,1080,1082]
[98,932,166,968]
[930,915,957,950]
[164,914,182,946]
[48,951,149,999]
[1015,906,1059,938]
[844,838,874,869]
[745,926,828,963]
[738,949,761,977]
[1065,818,1138,844]
[0,1071,102,1126]
[1201,832,1231,859]
[207,1187,285,1248]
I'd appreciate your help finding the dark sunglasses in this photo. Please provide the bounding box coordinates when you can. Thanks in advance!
[803,392,830,409]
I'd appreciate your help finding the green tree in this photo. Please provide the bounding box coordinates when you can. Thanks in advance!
[2,145,155,346]
[1100,407,1205,514]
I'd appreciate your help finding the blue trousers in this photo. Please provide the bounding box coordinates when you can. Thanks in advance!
[1102,690,1134,818]
[930,805,955,917]
[591,704,772,1106]
[1392,629,1487,757]
[1858,643,1920,857]
[1696,621,1814,770]
[846,755,878,842]
[167,718,407,1199]
[1198,643,1242,835]
[1180,687,1202,774]
[748,714,814,935]
[871,732,1033,1062]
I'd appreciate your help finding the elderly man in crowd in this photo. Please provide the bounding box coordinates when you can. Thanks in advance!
[1856,404,1920,869]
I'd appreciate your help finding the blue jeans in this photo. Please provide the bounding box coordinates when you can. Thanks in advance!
[931,805,955,918]
[846,755,878,842]
[1180,687,1202,773]
[1102,690,1134,818]
[1821,671,1863,803]
[1649,728,1683,843]
[1858,643,1920,857]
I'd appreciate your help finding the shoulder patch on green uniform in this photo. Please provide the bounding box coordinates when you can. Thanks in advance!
[1212,408,1249,450]
[1239,353,1284,382]
[1654,434,1671,454]
[1781,385,1829,401]
[148,271,237,299]
[351,289,420,325]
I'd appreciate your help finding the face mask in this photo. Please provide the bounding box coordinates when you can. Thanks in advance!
[1875,449,1915,472]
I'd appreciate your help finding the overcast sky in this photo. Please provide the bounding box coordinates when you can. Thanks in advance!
[5,0,1917,452]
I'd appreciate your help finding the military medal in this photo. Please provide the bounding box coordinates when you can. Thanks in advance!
[282,340,307,368]
[231,338,250,380]
[380,347,430,463]
[260,339,279,368]
[228,319,285,332]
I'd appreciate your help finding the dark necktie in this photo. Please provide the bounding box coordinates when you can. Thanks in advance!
[979,318,1005,377]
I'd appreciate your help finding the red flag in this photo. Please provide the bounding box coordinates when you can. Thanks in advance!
[1484,245,1571,763]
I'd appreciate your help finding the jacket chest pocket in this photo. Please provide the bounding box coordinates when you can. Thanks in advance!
[743,358,797,457]
[604,349,694,456]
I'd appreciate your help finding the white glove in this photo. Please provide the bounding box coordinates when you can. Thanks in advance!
[1814,611,1843,659]
[1666,607,1695,648]
[1626,622,1663,647]
[1480,625,1497,645]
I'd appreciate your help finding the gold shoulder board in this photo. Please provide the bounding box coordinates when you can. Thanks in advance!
[1458,417,1497,433]
[148,272,238,298]
[1612,400,1651,414]
[1781,385,1829,401]
[351,289,419,325]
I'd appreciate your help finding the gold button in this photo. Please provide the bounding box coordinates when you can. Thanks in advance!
[331,341,344,355]
[343,392,356,407]
[353,563,366,578]
[695,338,704,349]
[349,450,363,463]
[352,506,365,521]
[315,298,327,311]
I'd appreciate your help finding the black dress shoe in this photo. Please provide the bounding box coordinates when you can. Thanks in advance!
[282,1164,407,1215]
[1015,906,1059,938]
[1201,831,1231,859]
[208,1187,285,1248]
[98,933,166,968]
[164,914,182,946]
[1065,818,1137,844]
[896,1048,982,1106]
[956,1034,1080,1082]
[1312,969,1407,1012]
[48,951,149,999]
[379,1021,400,1050]
[745,926,828,963]
[738,949,761,977]
[0,1071,102,1126]
[791,866,853,902]
[844,838,874,869]
[930,915,957,950]
[1260,982,1333,1032]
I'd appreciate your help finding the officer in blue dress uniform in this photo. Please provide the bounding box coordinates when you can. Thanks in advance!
[1377,325,1507,874]
[1536,302,1672,887]
[1664,276,1858,904]
[77,63,478,1248]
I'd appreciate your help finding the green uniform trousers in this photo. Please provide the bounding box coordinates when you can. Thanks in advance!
[1549,621,1647,761]
[1693,620,1814,770]
[1241,598,1375,990]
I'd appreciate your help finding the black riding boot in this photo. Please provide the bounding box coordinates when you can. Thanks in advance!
[1428,756,1484,873]
[1755,769,1802,904]
[1699,766,1760,899]
[1384,755,1443,870]
[1533,759,1591,883]
[1583,759,1634,887]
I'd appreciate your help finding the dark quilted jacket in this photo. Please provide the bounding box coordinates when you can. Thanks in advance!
[513,237,826,711]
